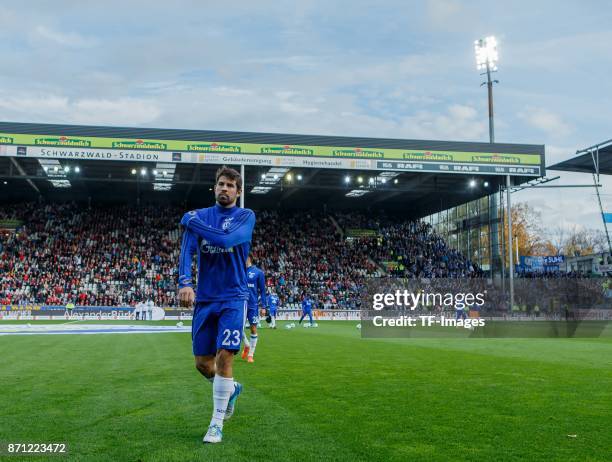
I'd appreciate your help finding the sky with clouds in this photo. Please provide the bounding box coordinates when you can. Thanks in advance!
[1,0,611,234]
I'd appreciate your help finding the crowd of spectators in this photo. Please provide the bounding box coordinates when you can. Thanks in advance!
[251,210,378,310]
[1,202,483,308]
[1,202,181,307]
[335,211,483,278]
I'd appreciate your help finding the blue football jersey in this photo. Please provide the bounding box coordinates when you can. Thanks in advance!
[246,265,267,309]
[302,298,314,312]
[178,204,255,303]
[268,294,280,309]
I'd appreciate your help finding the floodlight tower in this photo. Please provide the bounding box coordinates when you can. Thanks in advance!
[475,36,499,143]
[475,36,514,310]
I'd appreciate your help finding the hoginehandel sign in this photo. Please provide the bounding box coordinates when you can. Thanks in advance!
[0,132,543,176]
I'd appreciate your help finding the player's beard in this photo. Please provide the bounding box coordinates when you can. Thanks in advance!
[216,191,237,207]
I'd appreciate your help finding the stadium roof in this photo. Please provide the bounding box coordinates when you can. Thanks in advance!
[1,121,545,218]
[548,139,612,175]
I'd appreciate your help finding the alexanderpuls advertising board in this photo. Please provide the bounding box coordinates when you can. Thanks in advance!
[0,131,543,176]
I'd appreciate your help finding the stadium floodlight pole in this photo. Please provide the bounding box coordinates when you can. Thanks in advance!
[475,36,501,282]
[240,164,245,208]
[515,236,519,263]
[507,174,514,310]
[475,36,513,308]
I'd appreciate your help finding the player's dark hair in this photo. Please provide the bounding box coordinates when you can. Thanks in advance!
[215,166,242,191]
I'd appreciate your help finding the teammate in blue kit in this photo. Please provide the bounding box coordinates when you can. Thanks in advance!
[241,256,267,363]
[177,166,255,444]
[267,290,280,329]
[455,303,467,321]
[299,294,315,326]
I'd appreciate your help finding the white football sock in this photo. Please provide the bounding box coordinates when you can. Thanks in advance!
[271,316,276,327]
[243,331,250,348]
[248,334,258,357]
[210,375,234,428]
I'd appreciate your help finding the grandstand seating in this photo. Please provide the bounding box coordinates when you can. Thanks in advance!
[1,202,482,307]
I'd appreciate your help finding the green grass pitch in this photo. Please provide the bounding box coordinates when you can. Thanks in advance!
[1,321,611,461]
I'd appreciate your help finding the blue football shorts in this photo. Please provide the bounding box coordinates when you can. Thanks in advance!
[246,305,259,326]
[192,300,247,356]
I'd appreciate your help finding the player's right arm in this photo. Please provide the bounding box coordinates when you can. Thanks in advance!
[181,209,255,249]
[178,228,198,307]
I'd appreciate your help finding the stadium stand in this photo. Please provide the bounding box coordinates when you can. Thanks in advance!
[1,202,483,307]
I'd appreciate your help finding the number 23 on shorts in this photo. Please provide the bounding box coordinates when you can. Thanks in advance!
[221,329,241,347]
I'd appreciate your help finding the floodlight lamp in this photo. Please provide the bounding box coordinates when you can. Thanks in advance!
[475,36,498,70]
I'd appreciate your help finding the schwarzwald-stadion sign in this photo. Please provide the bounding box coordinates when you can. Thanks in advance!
[0,132,543,176]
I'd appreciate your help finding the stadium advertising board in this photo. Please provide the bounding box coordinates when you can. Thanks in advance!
[0,131,542,176]
[517,255,565,273]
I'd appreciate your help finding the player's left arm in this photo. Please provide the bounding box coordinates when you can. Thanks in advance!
[181,209,255,249]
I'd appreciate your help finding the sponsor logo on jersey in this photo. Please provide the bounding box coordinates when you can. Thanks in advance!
[200,239,233,254]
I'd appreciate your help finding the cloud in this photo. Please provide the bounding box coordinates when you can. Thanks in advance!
[0,93,161,126]
[514,171,612,233]
[426,0,466,29]
[212,87,255,98]
[398,104,487,140]
[244,55,321,71]
[519,107,572,137]
[545,144,575,165]
[34,25,97,48]
[71,98,161,125]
